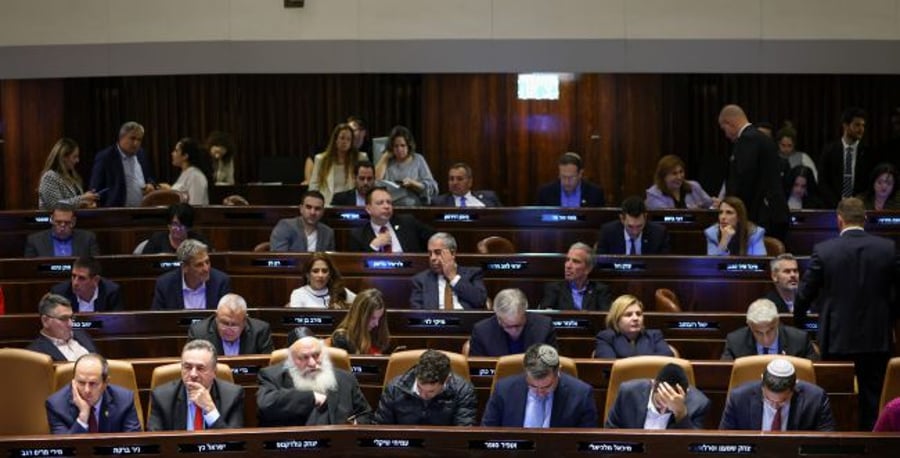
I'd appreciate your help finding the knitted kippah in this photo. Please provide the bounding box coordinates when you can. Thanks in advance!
[536,345,559,367]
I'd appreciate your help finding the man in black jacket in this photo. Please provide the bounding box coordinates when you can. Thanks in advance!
[50,256,122,312]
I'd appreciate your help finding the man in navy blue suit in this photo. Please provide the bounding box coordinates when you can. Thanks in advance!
[596,196,670,255]
[482,344,597,428]
[431,162,502,207]
[536,152,605,207]
[151,239,231,310]
[89,121,156,207]
[469,289,557,357]
[27,293,97,362]
[50,256,122,312]
[347,187,433,253]
[46,353,142,434]
[410,232,487,310]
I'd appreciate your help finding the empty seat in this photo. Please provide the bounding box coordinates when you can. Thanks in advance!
[140,189,182,207]
[0,348,55,435]
[763,236,786,256]
[654,288,683,312]
[476,236,516,254]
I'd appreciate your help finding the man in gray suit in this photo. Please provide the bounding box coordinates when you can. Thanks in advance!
[25,203,100,258]
[410,232,487,310]
[606,363,710,429]
[269,190,335,252]
[431,162,502,207]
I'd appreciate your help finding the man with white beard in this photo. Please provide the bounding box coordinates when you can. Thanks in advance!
[256,336,372,426]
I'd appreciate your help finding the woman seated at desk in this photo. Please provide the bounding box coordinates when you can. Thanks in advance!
[375,125,438,206]
[141,203,211,254]
[330,288,392,355]
[858,162,900,211]
[287,252,356,309]
[645,154,714,210]
[704,196,766,256]
[594,294,674,359]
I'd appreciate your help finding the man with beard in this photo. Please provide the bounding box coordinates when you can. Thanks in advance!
[270,190,335,252]
[766,253,801,313]
[256,336,372,426]
[331,161,375,207]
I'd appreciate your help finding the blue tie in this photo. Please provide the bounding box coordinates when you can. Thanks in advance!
[459,196,467,207]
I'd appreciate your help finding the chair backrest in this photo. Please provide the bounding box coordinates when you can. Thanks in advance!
[145,362,234,424]
[268,347,352,373]
[54,359,145,430]
[879,357,900,413]
[0,348,55,434]
[727,354,816,393]
[654,288,683,312]
[222,194,249,206]
[476,236,516,254]
[133,239,149,254]
[382,349,471,388]
[489,353,578,393]
[603,355,695,423]
[253,241,271,252]
[763,236,786,256]
[461,339,471,358]
[140,189,182,207]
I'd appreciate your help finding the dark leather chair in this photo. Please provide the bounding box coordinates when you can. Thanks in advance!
[476,236,516,254]
[763,236,786,256]
[654,288,683,313]
[141,190,182,207]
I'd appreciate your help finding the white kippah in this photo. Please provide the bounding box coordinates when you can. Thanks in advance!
[767,358,795,378]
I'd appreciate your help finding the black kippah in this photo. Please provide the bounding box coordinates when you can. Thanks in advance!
[655,363,689,388]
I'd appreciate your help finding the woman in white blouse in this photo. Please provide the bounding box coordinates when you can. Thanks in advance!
[159,138,212,205]
[288,252,356,309]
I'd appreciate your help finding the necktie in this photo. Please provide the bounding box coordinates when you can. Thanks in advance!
[379,226,392,253]
[842,146,854,198]
[525,396,547,428]
[443,280,454,310]
[761,347,770,355]
[459,196,467,207]
[629,238,638,256]
[88,408,98,433]
[193,404,204,430]
[770,406,782,432]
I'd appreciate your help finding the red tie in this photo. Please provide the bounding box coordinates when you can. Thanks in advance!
[379,226,392,253]
[770,406,781,431]
[88,409,98,433]
[193,404,204,430]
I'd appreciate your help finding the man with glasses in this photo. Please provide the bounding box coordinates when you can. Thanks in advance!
[188,293,273,356]
[27,293,97,361]
[151,239,231,310]
[147,340,245,431]
[468,289,557,357]
[482,344,597,427]
[25,203,99,258]
[50,256,122,312]
[719,358,834,431]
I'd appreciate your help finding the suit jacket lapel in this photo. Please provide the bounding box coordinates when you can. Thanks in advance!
[174,382,189,429]
[749,390,764,430]
[98,389,114,432]
[560,285,575,310]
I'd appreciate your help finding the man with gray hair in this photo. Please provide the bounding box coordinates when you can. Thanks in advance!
[90,121,156,207]
[410,232,487,310]
[147,340,245,431]
[720,358,834,431]
[539,242,611,311]
[766,253,801,313]
[27,293,98,362]
[188,293,273,355]
[721,298,817,360]
[482,344,597,427]
[469,289,557,356]
[151,239,231,310]
[257,336,371,426]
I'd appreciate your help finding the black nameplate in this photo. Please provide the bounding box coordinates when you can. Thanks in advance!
[337,211,367,221]
[364,259,412,270]
[11,447,76,457]
[870,215,900,225]
[223,212,266,220]
[797,444,866,455]
[177,317,208,327]
[578,441,645,453]
[667,321,719,330]
[437,213,477,222]
[72,320,103,329]
[154,260,181,270]
[250,258,297,268]
[230,365,260,376]
[718,262,765,273]
[31,216,51,224]
[550,319,590,329]
[803,321,819,331]
[688,443,756,454]
[351,365,380,375]
[596,262,646,272]
[540,213,584,222]
[652,214,696,223]
[471,367,495,377]
[407,317,461,327]
[263,439,330,450]
[93,445,161,456]
[177,442,245,453]
[357,438,424,448]
[469,440,535,450]
[790,214,805,224]
[37,263,72,273]
[482,261,528,271]
[283,316,335,326]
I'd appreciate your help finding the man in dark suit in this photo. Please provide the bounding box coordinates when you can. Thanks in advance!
[269,190,335,252]
[151,239,231,310]
[794,197,898,430]
[27,293,97,362]
[469,289,557,357]
[50,256,122,312]
[718,104,790,240]
[539,242,612,311]
[348,186,433,252]
[818,107,872,208]
[147,339,244,431]
[432,162,502,207]
[720,358,835,431]
[721,299,818,361]
[89,121,156,207]
[24,203,100,258]
[410,232,487,310]
[536,152,605,207]
[606,363,710,429]
[331,161,375,207]
[256,336,372,426]
[46,353,142,434]
[188,293,273,356]
[482,344,597,428]
[596,196,670,255]
[765,253,801,313]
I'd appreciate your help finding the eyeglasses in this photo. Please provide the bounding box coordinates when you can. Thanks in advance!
[46,313,75,322]
[51,220,74,227]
